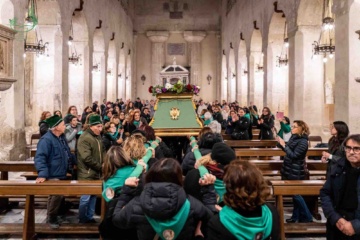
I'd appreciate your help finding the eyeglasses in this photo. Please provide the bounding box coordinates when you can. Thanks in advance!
[291,126,299,129]
[344,145,360,154]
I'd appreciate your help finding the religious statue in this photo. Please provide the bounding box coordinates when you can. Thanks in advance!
[325,81,334,104]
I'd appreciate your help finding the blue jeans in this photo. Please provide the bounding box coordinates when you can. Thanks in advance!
[79,195,96,223]
[291,195,313,222]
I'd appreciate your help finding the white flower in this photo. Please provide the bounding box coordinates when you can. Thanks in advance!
[165,83,173,89]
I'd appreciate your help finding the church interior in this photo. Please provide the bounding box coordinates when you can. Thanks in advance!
[0,0,360,239]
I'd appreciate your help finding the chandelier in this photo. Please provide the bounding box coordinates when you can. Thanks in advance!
[312,0,335,63]
[69,50,81,66]
[23,28,49,59]
[276,21,289,68]
[92,61,101,74]
[9,0,38,33]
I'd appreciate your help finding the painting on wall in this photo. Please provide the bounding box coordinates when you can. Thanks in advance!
[0,40,6,75]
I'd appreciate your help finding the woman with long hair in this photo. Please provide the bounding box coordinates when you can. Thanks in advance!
[102,122,124,151]
[277,120,313,223]
[112,158,216,240]
[322,121,349,174]
[64,105,78,124]
[39,111,51,136]
[257,107,275,140]
[123,109,147,137]
[207,161,279,240]
[81,106,92,125]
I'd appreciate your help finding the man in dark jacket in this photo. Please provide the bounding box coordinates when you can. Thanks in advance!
[34,115,73,229]
[141,107,152,124]
[320,134,360,239]
[134,97,143,110]
[77,114,105,223]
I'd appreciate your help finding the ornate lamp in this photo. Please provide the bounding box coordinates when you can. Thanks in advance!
[207,74,212,85]
[312,0,335,63]
[141,74,146,85]
[276,21,289,68]
[9,0,38,33]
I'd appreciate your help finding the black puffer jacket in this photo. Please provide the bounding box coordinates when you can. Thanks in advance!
[258,117,274,140]
[112,182,214,240]
[181,148,212,176]
[280,134,308,180]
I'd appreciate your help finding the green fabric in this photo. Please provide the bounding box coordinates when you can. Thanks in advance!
[150,98,202,129]
[128,143,155,178]
[102,165,136,202]
[189,136,197,148]
[244,113,251,120]
[220,205,273,240]
[133,120,140,127]
[277,122,291,138]
[106,132,118,141]
[204,118,212,126]
[103,116,110,122]
[45,115,63,128]
[145,199,190,240]
[198,166,225,203]
[89,114,102,126]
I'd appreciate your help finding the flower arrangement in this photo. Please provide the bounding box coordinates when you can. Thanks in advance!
[148,80,200,96]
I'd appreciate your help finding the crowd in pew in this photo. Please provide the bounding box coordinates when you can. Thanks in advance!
[27,98,360,239]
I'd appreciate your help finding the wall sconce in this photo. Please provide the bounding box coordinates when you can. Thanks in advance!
[232,73,236,78]
[207,74,212,85]
[355,78,360,82]
[107,69,112,76]
[118,74,122,78]
[141,74,146,85]
[243,69,248,75]
[356,30,360,40]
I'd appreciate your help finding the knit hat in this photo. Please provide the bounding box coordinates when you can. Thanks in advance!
[89,114,102,126]
[211,142,236,166]
[204,112,212,120]
[45,115,63,128]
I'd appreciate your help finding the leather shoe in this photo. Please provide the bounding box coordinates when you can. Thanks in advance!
[286,218,297,223]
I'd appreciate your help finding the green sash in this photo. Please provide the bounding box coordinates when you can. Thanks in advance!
[145,199,190,240]
[198,165,225,202]
[220,205,273,240]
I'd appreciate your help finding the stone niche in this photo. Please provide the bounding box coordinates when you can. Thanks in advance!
[0,24,16,91]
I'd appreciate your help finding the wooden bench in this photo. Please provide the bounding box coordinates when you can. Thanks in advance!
[225,140,277,148]
[0,180,104,239]
[270,180,326,239]
[262,170,325,178]
[222,133,260,140]
[249,160,327,171]
[0,161,36,180]
[21,172,72,180]
[26,133,41,159]
[235,148,327,159]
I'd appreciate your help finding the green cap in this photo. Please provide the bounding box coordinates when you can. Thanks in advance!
[89,114,102,126]
[45,115,63,128]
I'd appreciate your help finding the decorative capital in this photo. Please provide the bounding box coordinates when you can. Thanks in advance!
[146,31,169,42]
[183,31,206,43]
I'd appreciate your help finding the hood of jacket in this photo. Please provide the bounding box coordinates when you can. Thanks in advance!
[140,182,187,221]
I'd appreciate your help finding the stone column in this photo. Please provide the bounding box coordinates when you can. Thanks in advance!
[247,50,255,105]
[216,33,222,101]
[146,31,169,85]
[184,31,206,86]
[288,25,324,135]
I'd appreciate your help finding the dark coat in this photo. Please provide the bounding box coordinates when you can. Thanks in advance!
[64,114,74,125]
[112,182,214,240]
[34,131,70,179]
[39,120,49,136]
[213,112,223,124]
[232,116,250,140]
[102,133,121,152]
[280,134,308,180]
[320,157,360,237]
[207,203,280,240]
[258,117,274,140]
[181,148,212,176]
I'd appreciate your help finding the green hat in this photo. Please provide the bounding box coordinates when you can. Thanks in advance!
[89,114,102,126]
[46,115,63,128]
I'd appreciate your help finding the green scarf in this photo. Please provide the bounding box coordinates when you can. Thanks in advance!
[220,205,273,240]
[145,199,190,240]
[104,116,110,121]
[106,132,118,141]
[102,165,136,202]
[204,118,212,126]
[133,120,140,127]
[198,166,225,202]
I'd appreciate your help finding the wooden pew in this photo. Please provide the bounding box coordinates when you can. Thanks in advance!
[222,134,260,140]
[235,148,327,159]
[249,160,327,171]
[270,180,326,239]
[0,180,105,239]
[225,140,277,148]
[0,161,37,210]
[26,133,41,159]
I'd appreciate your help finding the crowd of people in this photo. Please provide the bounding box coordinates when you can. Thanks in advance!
[32,97,360,239]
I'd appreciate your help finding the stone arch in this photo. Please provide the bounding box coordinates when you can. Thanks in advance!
[0,0,14,25]
[268,12,289,115]
[228,49,236,102]
[297,0,323,26]
[221,54,227,102]
[107,40,116,101]
[237,40,247,105]
[250,30,263,109]
[68,11,89,112]
[92,28,105,103]
[118,48,126,99]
